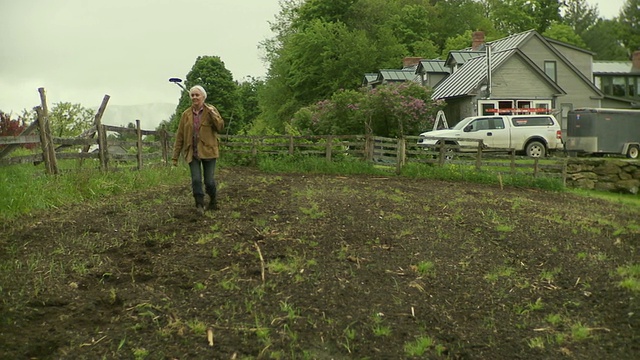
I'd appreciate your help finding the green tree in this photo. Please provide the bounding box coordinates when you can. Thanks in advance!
[561,0,600,36]
[259,18,399,132]
[169,56,237,132]
[483,0,561,34]
[385,4,435,56]
[582,19,628,60]
[543,23,587,48]
[431,0,496,50]
[619,0,640,53]
[292,0,357,29]
[48,102,95,138]
[233,77,264,135]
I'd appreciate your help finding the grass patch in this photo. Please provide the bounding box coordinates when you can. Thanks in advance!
[0,160,188,221]
[400,162,565,191]
[617,264,640,292]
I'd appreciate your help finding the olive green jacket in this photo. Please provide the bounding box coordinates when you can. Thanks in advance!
[172,104,225,163]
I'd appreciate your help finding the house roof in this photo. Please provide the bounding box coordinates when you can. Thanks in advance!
[416,60,450,74]
[593,61,634,74]
[432,49,564,99]
[377,69,419,82]
[445,51,484,67]
[362,73,378,85]
[433,29,602,100]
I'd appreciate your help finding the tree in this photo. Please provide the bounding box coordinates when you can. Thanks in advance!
[259,18,399,132]
[431,0,497,50]
[233,77,264,135]
[169,56,237,132]
[48,102,95,138]
[582,19,628,60]
[482,0,561,34]
[543,23,587,48]
[561,0,600,36]
[619,0,640,53]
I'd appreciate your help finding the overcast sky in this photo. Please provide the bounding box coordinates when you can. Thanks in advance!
[0,0,627,114]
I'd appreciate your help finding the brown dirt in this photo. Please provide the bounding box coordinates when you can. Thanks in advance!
[0,167,638,359]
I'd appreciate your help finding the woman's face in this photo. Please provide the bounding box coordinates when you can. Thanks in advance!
[190,90,205,108]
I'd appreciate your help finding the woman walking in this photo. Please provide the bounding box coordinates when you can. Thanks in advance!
[172,85,225,213]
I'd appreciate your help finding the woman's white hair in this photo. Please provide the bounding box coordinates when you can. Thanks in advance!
[190,85,207,99]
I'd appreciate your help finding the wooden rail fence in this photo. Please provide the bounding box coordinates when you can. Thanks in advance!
[0,91,566,183]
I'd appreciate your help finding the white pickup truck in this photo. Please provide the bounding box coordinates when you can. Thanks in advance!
[418,114,564,157]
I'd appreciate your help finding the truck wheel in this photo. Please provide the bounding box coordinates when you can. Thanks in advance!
[435,141,457,161]
[526,141,546,158]
[627,145,639,159]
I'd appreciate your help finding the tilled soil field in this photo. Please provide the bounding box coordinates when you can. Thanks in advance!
[1,167,638,359]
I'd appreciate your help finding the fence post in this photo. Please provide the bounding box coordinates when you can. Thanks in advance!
[34,107,53,174]
[510,149,516,175]
[365,135,374,162]
[326,135,333,161]
[289,135,294,155]
[160,126,169,166]
[533,157,540,177]
[561,158,567,187]
[94,95,111,172]
[136,119,143,170]
[251,138,257,166]
[37,88,58,175]
[438,142,445,166]
[475,140,483,170]
[396,137,406,174]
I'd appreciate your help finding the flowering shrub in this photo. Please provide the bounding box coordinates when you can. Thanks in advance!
[292,82,445,137]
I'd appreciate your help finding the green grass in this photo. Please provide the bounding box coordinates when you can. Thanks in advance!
[0,159,188,221]
[400,162,565,191]
[617,264,640,292]
[404,335,434,356]
[1,155,635,223]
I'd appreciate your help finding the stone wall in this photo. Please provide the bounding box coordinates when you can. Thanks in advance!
[565,159,640,195]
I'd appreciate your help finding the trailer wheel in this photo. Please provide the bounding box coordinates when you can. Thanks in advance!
[627,145,639,159]
[525,141,546,158]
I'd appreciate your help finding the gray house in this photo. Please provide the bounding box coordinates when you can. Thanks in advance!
[431,30,603,131]
[361,30,612,131]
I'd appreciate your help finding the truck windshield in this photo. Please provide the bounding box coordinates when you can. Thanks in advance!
[451,117,474,130]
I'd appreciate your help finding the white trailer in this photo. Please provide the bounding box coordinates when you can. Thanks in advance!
[565,108,640,159]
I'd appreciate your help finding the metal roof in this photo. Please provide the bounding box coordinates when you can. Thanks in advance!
[378,69,419,82]
[432,48,566,100]
[446,51,484,66]
[418,60,450,74]
[363,73,378,84]
[432,50,512,99]
[488,30,534,52]
[593,61,634,74]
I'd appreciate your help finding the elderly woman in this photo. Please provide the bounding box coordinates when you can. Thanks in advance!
[172,85,225,213]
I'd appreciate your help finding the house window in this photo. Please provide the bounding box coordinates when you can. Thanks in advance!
[612,77,625,97]
[544,61,557,82]
[600,76,612,95]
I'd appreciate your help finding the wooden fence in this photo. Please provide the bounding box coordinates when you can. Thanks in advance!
[0,92,566,183]
[0,92,172,173]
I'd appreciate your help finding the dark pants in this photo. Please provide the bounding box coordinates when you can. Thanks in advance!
[189,158,217,200]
